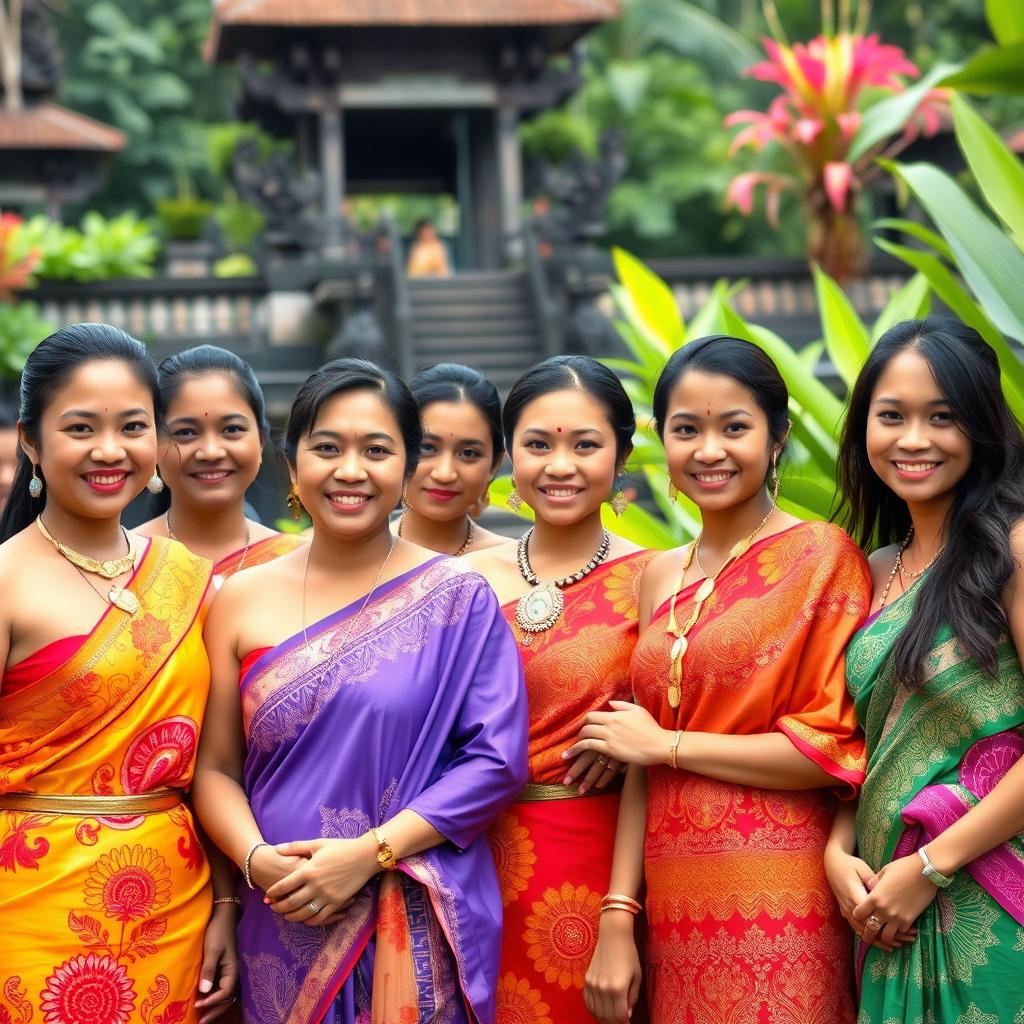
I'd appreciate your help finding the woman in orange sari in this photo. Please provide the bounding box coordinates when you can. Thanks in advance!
[573,336,870,1024]
[138,345,305,580]
[0,324,235,1024]
[468,355,653,1024]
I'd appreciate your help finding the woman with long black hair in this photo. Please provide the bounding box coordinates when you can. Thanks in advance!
[826,317,1024,1022]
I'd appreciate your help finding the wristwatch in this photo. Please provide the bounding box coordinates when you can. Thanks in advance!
[918,846,953,888]
[372,827,397,871]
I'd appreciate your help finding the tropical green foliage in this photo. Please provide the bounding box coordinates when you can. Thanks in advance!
[0,301,55,379]
[20,213,160,282]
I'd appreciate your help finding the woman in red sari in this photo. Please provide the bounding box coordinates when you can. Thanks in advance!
[0,324,235,1024]
[468,355,653,1024]
[572,336,870,1024]
[138,345,305,579]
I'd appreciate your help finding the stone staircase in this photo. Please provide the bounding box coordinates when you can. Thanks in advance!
[407,270,545,394]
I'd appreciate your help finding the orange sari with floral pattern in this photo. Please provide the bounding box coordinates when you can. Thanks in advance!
[488,551,654,1024]
[213,532,306,580]
[630,522,869,1024]
[0,537,213,1024]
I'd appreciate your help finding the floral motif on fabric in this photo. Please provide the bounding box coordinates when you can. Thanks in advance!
[83,844,172,922]
[495,973,554,1024]
[488,811,537,907]
[0,977,32,1024]
[523,882,601,990]
[0,812,56,872]
[603,559,644,622]
[39,953,137,1024]
[243,953,299,1022]
[130,615,173,660]
[318,804,372,840]
[120,717,198,794]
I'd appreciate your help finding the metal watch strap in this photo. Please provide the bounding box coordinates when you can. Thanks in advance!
[918,846,953,888]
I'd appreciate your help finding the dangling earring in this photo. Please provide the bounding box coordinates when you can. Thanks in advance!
[668,480,679,503]
[29,464,43,500]
[146,468,165,495]
[608,477,630,517]
[287,483,303,520]
[507,480,523,512]
[401,489,412,511]
[769,452,780,506]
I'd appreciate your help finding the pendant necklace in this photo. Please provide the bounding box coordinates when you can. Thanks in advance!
[515,527,611,646]
[37,517,139,614]
[301,536,397,683]
[166,512,251,572]
[397,512,474,557]
[664,506,775,708]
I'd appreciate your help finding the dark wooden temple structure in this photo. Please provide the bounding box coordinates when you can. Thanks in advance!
[206,0,618,268]
[0,1,124,218]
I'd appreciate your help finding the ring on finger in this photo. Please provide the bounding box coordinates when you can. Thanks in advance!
[597,755,609,767]
[866,914,883,931]
[307,901,320,913]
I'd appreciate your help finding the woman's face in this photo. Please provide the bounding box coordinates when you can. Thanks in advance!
[160,373,264,511]
[21,359,157,519]
[510,387,621,527]
[405,400,497,523]
[865,348,971,507]
[293,388,407,539]
[661,370,777,514]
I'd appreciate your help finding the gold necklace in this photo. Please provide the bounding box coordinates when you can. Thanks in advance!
[301,536,397,682]
[36,518,139,614]
[665,506,775,708]
[397,512,474,557]
[165,512,251,571]
[515,528,611,646]
[877,527,940,609]
[37,516,135,579]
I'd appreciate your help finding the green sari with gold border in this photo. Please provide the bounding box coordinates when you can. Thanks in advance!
[846,580,1024,1024]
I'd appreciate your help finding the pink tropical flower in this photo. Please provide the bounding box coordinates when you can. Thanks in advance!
[824,162,853,212]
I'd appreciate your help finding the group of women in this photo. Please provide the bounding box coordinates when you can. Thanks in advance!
[0,315,1021,1024]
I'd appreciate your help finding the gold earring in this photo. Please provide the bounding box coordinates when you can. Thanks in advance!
[769,454,780,506]
[507,481,523,512]
[401,489,412,511]
[287,483,303,520]
[668,480,679,503]
[609,478,630,517]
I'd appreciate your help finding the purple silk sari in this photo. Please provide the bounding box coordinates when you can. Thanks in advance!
[237,557,528,1024]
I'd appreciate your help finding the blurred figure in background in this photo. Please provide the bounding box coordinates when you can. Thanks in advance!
[406,219,452,278]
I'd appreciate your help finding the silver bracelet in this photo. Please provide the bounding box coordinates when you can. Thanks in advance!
[244,841,270,890]
[213,896,242,906]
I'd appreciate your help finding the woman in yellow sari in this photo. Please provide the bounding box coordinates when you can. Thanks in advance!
[0,324,235,1024]
[138,345,306,580]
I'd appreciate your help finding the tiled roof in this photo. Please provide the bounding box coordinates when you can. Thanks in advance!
[0,103,126,151]
[212,0,619,27]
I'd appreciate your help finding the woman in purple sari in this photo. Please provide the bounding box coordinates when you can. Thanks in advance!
[192,358,528,1024]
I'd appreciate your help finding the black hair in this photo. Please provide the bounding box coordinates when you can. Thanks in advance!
[158,345,270,442]
[652,335,790,462]
[283,357,422,475]
[0,323,160,542]
[0,398,16,429]
[838,316,1024,688]
[503,354,635,463]
[410,363,503,465]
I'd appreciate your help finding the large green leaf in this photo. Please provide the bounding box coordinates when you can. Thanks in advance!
[941,43,1024,94]
[951,94,1024,250]
[612,246,685,348]
[848,62,960,163]
[870,273,931,341]
[813,265,871,388]
[886,159,1024,343]
[986,0,1024,46]
[874,218,955,262]
[875,238,1024,411]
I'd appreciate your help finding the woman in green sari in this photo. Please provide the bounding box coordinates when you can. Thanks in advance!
[826,317,1024,1023]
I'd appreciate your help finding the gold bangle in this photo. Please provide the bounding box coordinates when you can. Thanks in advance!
[603,892,642,911]
[600,902,640,916]
[213,896,241,905]
[669,730,683,771]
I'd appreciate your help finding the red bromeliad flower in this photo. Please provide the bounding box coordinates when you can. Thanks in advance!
[0,211,42,300]
[724,3,948,280]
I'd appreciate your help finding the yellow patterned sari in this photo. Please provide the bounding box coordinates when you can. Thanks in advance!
[0,537,213,1024]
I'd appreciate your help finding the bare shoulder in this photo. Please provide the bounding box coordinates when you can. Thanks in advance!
[464,540,518,578]
[607,534,644,559]
[134,515,166,538]
[468,526,514,553]
[250,520,287,543]
[642,546,684,588]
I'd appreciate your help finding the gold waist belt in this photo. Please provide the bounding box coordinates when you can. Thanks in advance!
[0,787,182,816]
[516,777,625,803]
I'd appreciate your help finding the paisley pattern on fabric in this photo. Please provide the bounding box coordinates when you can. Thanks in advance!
[491,551,654,1024]
[0,538,213,1024]
[848,575,1024,1023]
[631,522,870,1024]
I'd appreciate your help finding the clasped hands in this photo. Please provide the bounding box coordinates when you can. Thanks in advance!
[249,834,380,928]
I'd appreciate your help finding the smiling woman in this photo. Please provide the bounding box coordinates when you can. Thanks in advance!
[136,346,306,579]
[191,357,528,1024]
[0,324,235,1024]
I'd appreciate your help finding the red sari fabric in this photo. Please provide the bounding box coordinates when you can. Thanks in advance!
[630,523,870,1024]
[489,551,653,1024]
